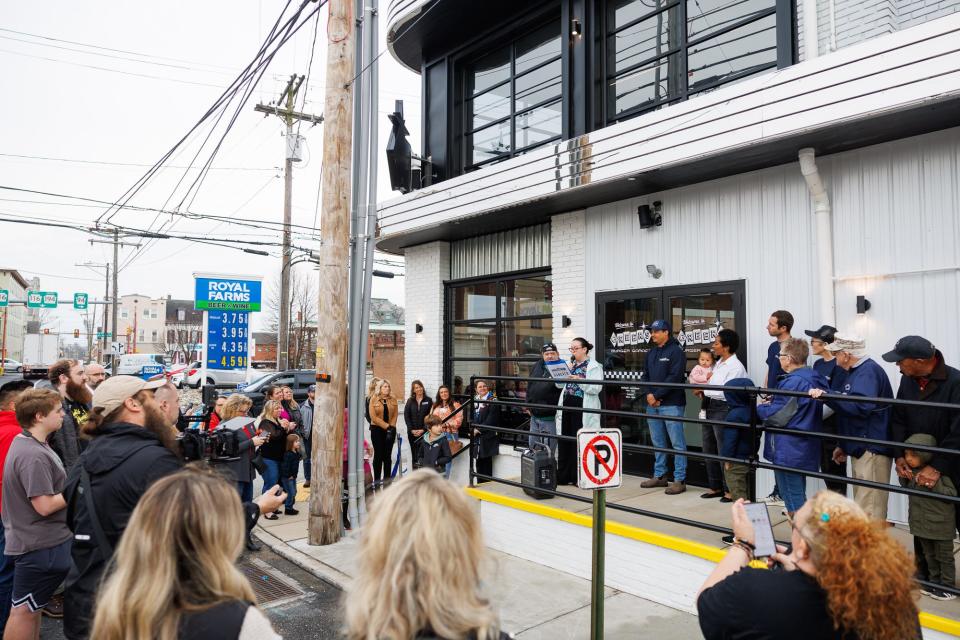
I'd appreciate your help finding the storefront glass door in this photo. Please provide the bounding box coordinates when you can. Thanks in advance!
[596,281,746,486]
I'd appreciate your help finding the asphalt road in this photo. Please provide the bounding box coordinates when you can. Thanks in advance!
[40,545,343,639]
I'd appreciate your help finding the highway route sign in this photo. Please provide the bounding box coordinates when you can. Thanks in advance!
[577,428,622,490]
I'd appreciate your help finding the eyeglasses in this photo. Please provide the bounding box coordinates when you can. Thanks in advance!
[569,346,584,352]
[777,353,790,358]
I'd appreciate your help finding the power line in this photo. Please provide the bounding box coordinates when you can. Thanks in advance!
[0,48,225,88]
[0,27,239,72]
[0,152,278,171]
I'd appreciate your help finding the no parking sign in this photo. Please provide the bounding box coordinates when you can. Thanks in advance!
[577,428,622,490]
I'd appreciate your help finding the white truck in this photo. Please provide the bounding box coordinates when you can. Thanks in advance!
[22,333,59,380]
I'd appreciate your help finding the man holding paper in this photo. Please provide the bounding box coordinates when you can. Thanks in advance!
[641,320,688,495]
[526,344,563,457]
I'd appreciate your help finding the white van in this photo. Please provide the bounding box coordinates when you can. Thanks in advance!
[117,353,167,380]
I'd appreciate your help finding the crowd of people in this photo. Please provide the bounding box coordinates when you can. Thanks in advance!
[0,363,290,639]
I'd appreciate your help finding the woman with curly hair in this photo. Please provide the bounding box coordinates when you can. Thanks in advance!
[697,491,919,640]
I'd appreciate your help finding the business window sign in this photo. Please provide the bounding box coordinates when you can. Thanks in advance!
[207,311,249,370]
[194,277,262,311]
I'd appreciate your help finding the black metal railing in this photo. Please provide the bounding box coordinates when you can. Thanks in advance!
[466,373,960,596]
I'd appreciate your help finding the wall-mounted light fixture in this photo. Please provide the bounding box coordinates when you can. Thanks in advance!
[571,18,582,38]
[637,201,663,229]
[646,264,663,279]
[562,315,572,328]
[415,323,423,334]
[856,296,871,315]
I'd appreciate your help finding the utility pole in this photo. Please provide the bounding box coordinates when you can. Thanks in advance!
[255,76,323,371]
[310,0,355,546]
[77,262,111,362]
[88,229,139,371]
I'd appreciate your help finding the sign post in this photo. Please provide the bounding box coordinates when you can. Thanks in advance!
[577,428,622,640]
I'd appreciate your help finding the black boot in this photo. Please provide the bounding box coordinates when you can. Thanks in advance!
[246,532,262,552]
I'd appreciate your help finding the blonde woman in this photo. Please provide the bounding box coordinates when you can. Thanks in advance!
[364,377,382,427]
[90,466,281,640]
[368,380,398,489]
[345,470,509,640]
[257,400,292,518]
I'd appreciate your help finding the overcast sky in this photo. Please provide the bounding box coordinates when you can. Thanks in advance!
[1,0,420,340]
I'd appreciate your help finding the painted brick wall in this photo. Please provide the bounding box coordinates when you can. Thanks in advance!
[403,241,450,396]
[550,211,587,347]
[798,0,960,60]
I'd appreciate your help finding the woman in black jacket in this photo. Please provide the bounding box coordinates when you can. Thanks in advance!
[256,400,292,519]
[404,380,432,468]
[471,380,499,478]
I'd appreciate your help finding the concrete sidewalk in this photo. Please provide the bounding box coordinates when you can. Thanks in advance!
[254,490,701,639]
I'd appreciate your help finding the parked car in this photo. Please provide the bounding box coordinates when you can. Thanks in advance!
[1,358,23,374]
[186,362,251,389]
[117,354,167,380]
[240,370,316,415]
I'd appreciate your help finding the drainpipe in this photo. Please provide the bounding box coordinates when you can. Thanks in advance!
[803,0,819,60]
[799,148,836,326]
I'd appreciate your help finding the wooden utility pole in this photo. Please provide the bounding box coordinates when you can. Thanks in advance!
[309,0,354,545]
[255,76,323,370]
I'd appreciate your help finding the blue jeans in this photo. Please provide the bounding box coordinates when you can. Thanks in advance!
[444,433,458,479]
[237,480,253,503]
[528,415,558,458]
[281,476,297,509]
[0,528,13,630]
[774,470,807,514]
[646,405,687,482]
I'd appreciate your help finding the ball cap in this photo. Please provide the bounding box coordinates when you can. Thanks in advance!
[541,343,559,354]
[882,335,937,362]
[92,375,166,415]
[308,384,316,392]
[649,319,671,332]
[803,325,837,343]
[824,333,866,357]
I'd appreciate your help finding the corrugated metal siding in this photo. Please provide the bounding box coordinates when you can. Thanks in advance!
[582,126,960,523]
[450,224,551,280]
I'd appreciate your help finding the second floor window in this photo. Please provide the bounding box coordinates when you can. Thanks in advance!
[605,0,781,123]
[460,20,563,172]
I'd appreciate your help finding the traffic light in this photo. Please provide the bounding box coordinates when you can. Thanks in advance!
[73,329,80,338]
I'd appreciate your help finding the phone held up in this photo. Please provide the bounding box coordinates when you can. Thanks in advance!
[743,502,777,558]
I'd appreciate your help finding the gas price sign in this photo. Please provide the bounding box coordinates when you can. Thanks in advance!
[206,311,249,370]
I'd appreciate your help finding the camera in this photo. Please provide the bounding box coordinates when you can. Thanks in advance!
[178,417,254,464]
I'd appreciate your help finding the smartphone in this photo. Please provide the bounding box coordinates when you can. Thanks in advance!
[743,502,777,558]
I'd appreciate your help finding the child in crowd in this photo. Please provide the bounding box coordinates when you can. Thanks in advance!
[901,433,957,601]
[689,348,715,419]
[280,434,302,516]
[417,415,452,474]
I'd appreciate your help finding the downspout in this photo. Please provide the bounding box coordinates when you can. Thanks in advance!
[803,0,819,60]
[799,148,836,326]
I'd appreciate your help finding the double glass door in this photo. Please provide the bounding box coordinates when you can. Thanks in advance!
[596,281,746,485]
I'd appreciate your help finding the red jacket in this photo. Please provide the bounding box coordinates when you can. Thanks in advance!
[0,411,25,512]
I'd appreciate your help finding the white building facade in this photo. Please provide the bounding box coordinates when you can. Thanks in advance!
[380,1,960,521]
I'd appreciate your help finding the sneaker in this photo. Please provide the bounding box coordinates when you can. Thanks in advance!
[721,534,735,545]
[761,491,785,507]
[41,594,64,619]
[664,481,686,495]
[640,476,668,488]
[922,587,958,601]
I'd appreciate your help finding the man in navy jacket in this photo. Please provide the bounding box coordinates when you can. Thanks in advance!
[809,334,893,521]
[641,320,687,494]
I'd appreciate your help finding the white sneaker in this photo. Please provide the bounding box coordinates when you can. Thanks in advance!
[922,587,958,601]
[761,491,785,507]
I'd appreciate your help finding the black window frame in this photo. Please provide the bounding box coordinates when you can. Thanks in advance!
[600,0,795,126]
[444,268,553,446]
[453,10,565,174]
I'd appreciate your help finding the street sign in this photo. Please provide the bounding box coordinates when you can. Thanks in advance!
[96,332,113,339]
[577,428,623,490]
[26,291,42,308]
[0,290,7,307]
[42,292,58,308]
[110,342,126,355]
[73,293,88,310]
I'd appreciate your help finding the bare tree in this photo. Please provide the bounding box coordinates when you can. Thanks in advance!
[266,268,318,369]
[162,323,202,365]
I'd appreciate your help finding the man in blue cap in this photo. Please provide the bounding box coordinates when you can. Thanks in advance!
[641,320,687,494]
